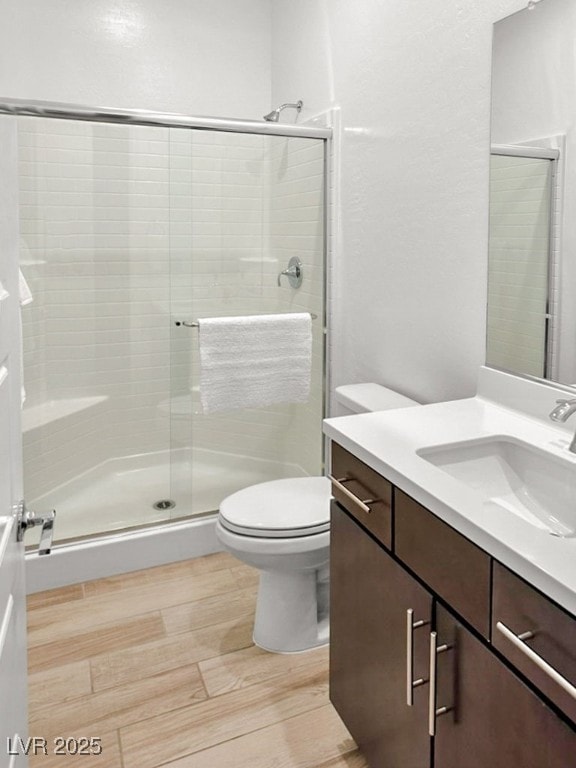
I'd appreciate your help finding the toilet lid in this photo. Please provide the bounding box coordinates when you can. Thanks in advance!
[219,477,331,538]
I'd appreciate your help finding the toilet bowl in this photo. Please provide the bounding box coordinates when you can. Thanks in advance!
[216,383,419,653]
[217,476,331,653]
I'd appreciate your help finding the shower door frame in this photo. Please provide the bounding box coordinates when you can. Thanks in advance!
[3,96,332,533]
[489,143,560,382]
[0,97,331,139]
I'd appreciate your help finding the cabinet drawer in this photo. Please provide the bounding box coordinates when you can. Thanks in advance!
[434,603,576,768]
[330,442,392,548]
[395,490,491,637]
[492,563,576,724]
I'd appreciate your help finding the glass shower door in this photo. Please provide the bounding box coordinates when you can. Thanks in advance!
[487,154,553,379]
[18,116,177,542]
[17,112,327,540]
[168,128,326,519]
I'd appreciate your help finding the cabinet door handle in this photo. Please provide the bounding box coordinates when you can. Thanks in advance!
[406,608,429,705]
[329,476,379,515]
[496,621,576,702]
[428,631,453,736]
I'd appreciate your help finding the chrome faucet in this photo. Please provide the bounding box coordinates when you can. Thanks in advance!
[549,398,576,452]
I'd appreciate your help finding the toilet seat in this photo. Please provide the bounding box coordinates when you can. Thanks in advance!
[219,476,331,539]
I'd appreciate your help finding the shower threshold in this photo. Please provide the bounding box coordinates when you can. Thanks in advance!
[25,514,222,594]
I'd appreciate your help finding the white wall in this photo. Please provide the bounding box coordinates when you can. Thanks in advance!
[272,0,527,405]
[0,0,271,118]
[1,0,540,407]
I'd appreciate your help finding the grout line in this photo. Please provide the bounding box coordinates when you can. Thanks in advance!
[117,728,126,768]
[27,606,167,650]
[145,702,334,768]
[31,663,211,741]
[89,657,95,694]
[197,646,328,701]
[89,616,255,694]
[195,662,210,702]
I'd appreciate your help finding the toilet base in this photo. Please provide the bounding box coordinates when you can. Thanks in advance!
[253,568,330,653]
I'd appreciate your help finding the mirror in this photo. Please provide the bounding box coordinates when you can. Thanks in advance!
[488,0,576,387]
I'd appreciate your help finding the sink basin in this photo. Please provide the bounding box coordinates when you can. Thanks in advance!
[417,437,576,537]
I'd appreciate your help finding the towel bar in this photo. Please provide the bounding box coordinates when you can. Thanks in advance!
[175,313,317,328]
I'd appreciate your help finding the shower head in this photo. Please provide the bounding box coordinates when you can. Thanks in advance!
[263,100,303,122]
[263,109,280,123]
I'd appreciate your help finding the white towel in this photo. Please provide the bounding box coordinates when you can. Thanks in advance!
[198,313,312,413]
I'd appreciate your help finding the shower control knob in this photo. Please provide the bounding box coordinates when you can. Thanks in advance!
[15,501,56,555]
[277,256,303,288]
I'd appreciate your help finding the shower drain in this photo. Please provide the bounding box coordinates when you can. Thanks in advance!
[153,499,176,511]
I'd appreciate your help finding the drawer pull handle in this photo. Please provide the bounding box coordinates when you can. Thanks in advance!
[496,621,576,702]
[406,608,429,706]
[329,476,378,514]
[428,631,453,736]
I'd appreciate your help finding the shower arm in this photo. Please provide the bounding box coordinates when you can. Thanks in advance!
[263,100,303,122]
[277,102,302,114]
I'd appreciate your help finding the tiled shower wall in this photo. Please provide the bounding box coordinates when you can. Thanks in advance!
[171,129,272,462]
[19,118,325,501]
[177,133,325,477]
[19,119,173,500]
[270,137,325,475]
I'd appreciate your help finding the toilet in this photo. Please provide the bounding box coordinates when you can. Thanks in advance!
[216,383,419,653]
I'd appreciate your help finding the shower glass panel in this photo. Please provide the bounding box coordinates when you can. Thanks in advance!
[167,129,325,519]
[17,115,326,541]
[18,117,176,541]
[486,154,552,378]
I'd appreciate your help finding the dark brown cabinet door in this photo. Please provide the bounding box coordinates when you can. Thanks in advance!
[434,604,576,768]
[492,562,576,725]
[330,502,433,768]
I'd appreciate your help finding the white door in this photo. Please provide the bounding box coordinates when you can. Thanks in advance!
[0,117,29,767]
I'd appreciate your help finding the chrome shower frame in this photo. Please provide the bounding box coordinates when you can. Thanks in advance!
[1,96,333,572]
[0,97,324,138]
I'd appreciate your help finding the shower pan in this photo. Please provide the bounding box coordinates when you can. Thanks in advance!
[5,101,329,583]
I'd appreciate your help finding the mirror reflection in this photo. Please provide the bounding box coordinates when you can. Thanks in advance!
[488,0,576,386]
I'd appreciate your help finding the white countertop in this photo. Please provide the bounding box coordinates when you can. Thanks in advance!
[324,392,576,617]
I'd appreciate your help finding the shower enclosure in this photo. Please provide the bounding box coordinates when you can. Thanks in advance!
[13,106,328,546]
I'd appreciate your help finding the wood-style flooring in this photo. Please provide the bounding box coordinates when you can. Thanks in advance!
[27,552,368,767]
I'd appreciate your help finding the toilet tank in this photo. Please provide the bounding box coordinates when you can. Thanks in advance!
[334,383,419,416]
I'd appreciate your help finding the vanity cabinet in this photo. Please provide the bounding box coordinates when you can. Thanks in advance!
[434,605,575,768]
[329,441,576,768]
[331,441,393,548]
[492,562,576,725]
[330,503,432,767]
[395,489,491,637]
